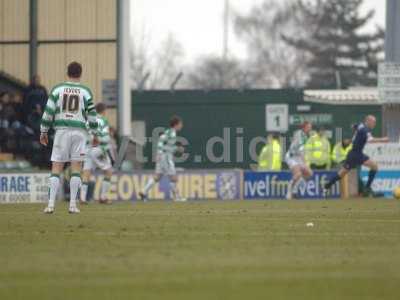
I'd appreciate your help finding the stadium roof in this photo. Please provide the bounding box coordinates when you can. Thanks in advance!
[304,89,380,105]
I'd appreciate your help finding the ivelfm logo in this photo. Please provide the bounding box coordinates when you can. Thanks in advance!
[245,175,289,197]
[244,173,339,199]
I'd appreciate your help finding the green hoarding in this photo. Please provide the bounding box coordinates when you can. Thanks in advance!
[131,89,382,169]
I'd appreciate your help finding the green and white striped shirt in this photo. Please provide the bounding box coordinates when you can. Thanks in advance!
[287,129,309,157]
[96,115,111,151]
[86,115,111,151]
[157,128,177,155]
[40,81,97,133]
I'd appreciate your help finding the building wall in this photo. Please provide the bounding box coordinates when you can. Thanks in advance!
[37,0,117,100]
[0,0,30,82]
[37,43,116,100]
[0,0,117,102]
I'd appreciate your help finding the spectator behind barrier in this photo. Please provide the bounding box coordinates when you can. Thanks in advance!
[27,104,42,136]
[12,93,24,127]
[0,91,20,153]
[257,133,282,171]
[23,75,48,122]
[0,92,15,126]
[305,127,331,170]
[332,139,352,166]
[0,89,52,168]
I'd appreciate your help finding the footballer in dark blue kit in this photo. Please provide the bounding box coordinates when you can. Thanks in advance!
[324,115,389,196]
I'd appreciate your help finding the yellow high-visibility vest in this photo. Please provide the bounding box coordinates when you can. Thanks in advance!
[258,140,282,171]
[271,140,282,171]
[320,137,331,169]
[258,145,269,170]
[305,134,331,169]
[313,140,323,159]
[332,143,352,164]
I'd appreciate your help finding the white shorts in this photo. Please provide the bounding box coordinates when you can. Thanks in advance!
[155,153,176,176]
[285,153,307,169]
[83,146,112,171]
[51,129,87,162]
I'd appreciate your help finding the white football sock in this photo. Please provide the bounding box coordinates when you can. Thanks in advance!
[143,177,156,195]
[70,175,82,208]
[170,181,181,199]
[80,182,88,202]
[48,175,60,208]
[101,179,111,200]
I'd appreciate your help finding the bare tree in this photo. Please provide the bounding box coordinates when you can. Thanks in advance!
[184,56,251,90]
[283,0,384,88]
[234,0,309,88]
[131,32,184,90]
[130,27,151,90]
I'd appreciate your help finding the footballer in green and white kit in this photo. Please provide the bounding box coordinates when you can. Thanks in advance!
[81,103,113,204]
[284,121,313,200]
[40,62,97,214]
[139,116,186,202]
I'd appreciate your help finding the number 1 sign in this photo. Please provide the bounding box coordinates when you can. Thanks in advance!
[265,104,289,132]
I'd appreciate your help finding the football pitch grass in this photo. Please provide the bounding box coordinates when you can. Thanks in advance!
[0,200,399,300]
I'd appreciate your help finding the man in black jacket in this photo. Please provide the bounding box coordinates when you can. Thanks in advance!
[23,75,48,122]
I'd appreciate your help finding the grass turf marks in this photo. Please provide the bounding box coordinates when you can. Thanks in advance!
[0,200,399,300]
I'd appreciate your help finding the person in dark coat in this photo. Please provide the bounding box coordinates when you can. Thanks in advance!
[23,75,48,122]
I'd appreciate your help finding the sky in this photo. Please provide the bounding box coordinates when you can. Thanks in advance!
[131,0,386,64]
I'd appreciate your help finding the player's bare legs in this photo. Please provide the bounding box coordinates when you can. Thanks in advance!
[69,161,83,213]
[337,167,349,178]
[51,162,65,177]
[140,173,162,201]
[287,165,302,199]
[363,159,378,171]
[301,165,313,179]
[44,162,65,213]
[287,165,313,199]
